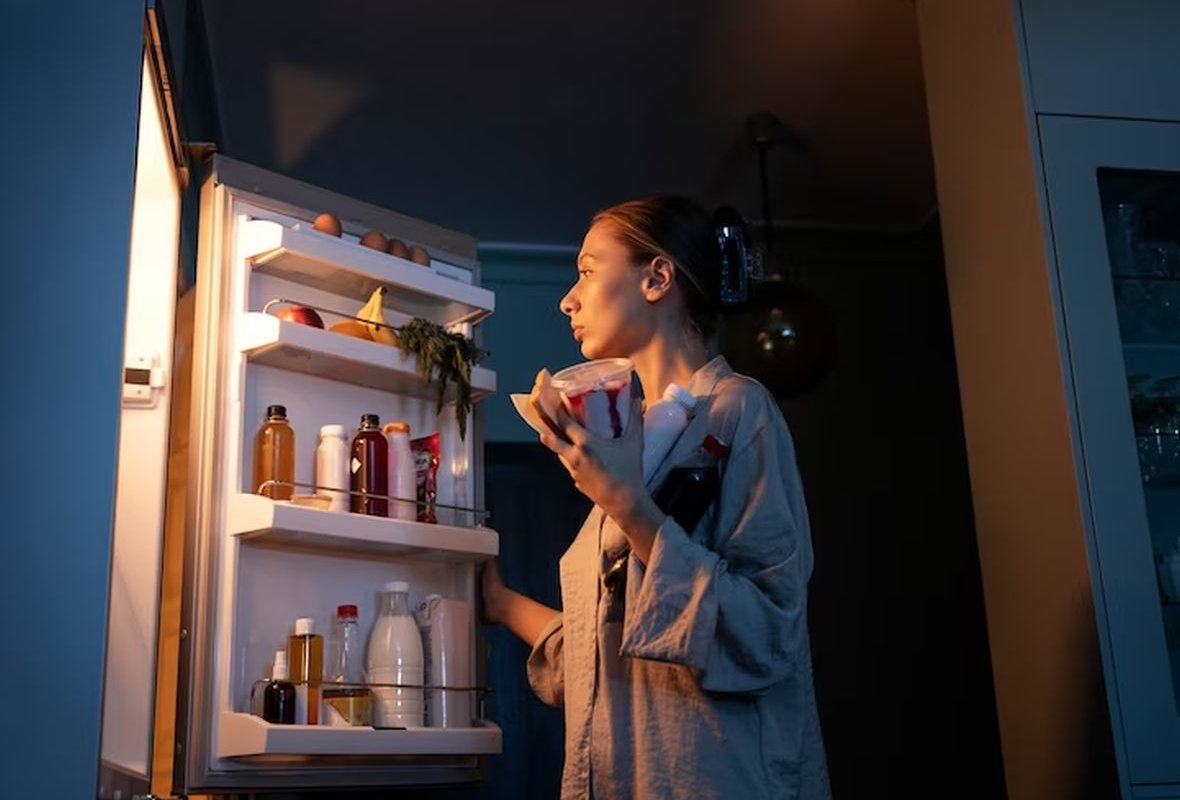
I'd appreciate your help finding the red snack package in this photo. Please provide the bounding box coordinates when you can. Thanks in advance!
[411,433,440,524]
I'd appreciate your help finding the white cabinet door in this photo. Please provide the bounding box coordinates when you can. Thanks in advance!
[1020,0,1180,121]
[1040,114,1180,786]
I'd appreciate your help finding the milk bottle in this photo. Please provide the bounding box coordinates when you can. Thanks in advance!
[365,580,424,728]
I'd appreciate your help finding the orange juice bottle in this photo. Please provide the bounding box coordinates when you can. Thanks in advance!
[253,405,295,500]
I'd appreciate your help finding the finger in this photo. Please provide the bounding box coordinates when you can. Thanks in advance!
[540,429,575,459]
[556,404,591,445]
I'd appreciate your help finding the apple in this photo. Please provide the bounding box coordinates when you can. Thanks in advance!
[276,305,324,328]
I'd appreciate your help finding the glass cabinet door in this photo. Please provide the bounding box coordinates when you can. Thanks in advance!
[1102,168,1180,701]
[1040,115,1180,786]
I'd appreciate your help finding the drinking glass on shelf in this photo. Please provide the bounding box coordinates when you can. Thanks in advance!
[1114,278,1152,342]
[1104,201,1141,277]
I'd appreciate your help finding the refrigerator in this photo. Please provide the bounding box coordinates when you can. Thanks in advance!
[100,134,503,793]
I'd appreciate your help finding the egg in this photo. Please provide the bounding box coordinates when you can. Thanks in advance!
[408,245,431,266]
[359,230,389,251]
[312,212,343,237]
[387,238,410,259]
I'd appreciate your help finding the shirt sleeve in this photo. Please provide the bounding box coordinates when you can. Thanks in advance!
[526,613,566,707]
[619,385,810,695]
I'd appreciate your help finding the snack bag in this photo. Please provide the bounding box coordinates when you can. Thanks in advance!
[411,433,440,524]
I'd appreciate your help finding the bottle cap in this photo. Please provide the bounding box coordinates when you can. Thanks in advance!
[360,413,381,428]
[663,383,696,412]
[383,422,411,435]
[266,404,288,420]
[273,649,289,680]
[320,424,347,439]
[294,617,315,636]
[383,580,410,593]
[336,604,358,619]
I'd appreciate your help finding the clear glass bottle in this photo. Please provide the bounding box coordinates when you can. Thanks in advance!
[323,604,371,726]
[366,581,424,728]
[253,404,295,500]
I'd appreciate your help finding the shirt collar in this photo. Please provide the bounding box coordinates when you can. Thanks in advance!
[685,355,734,400]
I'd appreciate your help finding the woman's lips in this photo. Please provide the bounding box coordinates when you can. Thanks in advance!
[571,325,585,341]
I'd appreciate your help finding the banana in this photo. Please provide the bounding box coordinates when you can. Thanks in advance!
[357,286,399,346]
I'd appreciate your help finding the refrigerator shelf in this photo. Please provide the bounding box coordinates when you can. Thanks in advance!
[242,219,495,327]
[238,313,496,401]
[228,493,499,562]
[218,712,502,758]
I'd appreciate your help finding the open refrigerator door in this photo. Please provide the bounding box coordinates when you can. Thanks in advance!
[153,156,500,794]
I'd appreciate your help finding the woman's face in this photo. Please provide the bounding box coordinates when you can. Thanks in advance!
[560,221,655,359]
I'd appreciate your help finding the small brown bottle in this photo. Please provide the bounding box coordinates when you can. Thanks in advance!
[350,414,389,516]
[258,649,296,724]
[253,404,295,500]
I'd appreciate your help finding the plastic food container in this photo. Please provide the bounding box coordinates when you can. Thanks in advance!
[549,358,634,438]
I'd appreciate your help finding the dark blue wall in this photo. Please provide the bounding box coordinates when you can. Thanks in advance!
[0,1,145,797]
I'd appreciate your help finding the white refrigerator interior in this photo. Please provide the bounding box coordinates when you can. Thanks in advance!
[162,158,500,793]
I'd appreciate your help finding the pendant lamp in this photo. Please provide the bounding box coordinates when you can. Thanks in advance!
[718,112,837,398]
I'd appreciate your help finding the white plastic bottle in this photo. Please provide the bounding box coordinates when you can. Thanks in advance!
[642,383,697,482]
[384,422,418,521]
[315,424,350,512]
[366,580,424,728]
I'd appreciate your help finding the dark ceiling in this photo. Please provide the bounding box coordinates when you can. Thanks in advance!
[201,0,935,245]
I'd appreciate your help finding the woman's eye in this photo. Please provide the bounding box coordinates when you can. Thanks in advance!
[578,269,592,277]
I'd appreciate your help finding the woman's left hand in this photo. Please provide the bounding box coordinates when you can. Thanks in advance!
[540,398,665,560]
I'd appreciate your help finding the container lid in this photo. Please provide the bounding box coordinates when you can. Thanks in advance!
[360,413,381,428]
[273,649,289,680]
[320,424,347,438]
[550,358,633,393]
[266,404,288,420]
[383,580,410,593]
[663,383,697,412]
[294,617,315,636]
[336,604,358,619]
[383,422,411,435]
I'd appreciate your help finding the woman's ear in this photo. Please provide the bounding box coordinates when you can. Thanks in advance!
[643,256,675,302]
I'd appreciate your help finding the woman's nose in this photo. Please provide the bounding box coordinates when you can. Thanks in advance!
[559,287,578,317]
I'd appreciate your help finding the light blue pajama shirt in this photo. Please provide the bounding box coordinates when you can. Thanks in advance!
[527,356,831,800]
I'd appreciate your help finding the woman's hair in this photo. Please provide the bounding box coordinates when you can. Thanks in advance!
[592,195,722,339]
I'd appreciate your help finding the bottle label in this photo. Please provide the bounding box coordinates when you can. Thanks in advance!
[351,457,362,474]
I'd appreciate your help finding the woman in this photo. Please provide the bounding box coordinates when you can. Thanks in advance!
[482,196,830,800]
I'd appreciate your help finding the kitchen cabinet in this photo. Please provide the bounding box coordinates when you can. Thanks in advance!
[1039,115,1180,790]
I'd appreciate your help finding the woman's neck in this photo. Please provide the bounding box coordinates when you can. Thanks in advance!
[629,324,709,407]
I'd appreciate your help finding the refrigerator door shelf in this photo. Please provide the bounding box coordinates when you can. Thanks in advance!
[218,712,502,758]
[238,313,496,400]
[228,493,498,562]
[242,219,494,327]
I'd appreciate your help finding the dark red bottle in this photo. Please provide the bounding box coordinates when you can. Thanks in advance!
[350,414,389,516]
